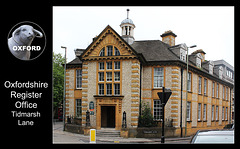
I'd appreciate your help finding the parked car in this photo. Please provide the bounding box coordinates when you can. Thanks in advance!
[190,129,234,144]
[224,124,234,129]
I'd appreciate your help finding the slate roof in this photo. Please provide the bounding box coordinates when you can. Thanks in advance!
[131,40,179,62]
[65,25,233,87]
[66,57,82,68]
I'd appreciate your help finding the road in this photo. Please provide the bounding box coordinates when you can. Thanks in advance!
[53,121,191,144]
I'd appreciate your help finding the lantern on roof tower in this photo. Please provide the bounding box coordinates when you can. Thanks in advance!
[120,9,135,45]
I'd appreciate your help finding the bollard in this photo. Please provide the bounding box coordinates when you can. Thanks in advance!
[90,129,96,143]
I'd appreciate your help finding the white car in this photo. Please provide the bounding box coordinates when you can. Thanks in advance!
[190,129,234,144]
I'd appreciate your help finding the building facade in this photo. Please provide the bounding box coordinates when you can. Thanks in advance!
[64,14,234,136]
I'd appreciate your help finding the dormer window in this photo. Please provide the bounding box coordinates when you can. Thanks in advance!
[209,60,214,75]
[219,66,223,79]
[169,43,187,62]
[196,57,201,68]
[195,53,203,68]
[180,48,186,61]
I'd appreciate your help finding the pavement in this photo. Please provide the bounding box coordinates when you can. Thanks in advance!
[53,121,192,144]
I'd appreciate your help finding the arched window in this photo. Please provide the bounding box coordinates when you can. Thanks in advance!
[107,46,113,56]
[99,46,120,56]
[115,47,120,56]
[99,47,105,56]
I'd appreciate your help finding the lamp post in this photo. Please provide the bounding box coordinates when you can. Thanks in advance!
[185,45,196,137]
[61,46,67,131]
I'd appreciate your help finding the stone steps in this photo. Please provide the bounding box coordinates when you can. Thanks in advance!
[96,128,120,137]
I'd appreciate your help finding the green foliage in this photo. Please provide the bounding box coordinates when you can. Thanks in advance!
[53,52,65,115]
[138,102,157,127]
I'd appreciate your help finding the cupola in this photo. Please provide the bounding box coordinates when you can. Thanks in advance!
[120,9,135,45]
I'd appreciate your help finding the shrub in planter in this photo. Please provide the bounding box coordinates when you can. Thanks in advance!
[138,102,157,127]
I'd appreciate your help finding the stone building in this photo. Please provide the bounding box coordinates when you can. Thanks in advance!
[64,11,234,136]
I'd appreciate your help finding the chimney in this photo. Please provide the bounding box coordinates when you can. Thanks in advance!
[161,30,177,46]
[74,49,85,57]
[92,35,98,42]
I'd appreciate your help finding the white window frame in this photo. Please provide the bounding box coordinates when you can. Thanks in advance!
[226,87,228,100]
[99,62,104,70]
[99,47,105,56]
[223,86,225,99]
[114,83,120,95]
[212,105,215,121]
[114,61,120,70]
[212,82,215,97]
[75,99,82,118]
[198,76,202,94]
[204,79,207,96]
[98,84,104,95]
[76,69,82,89]
[107,46,113,56]
[187,72,192,92]
[196,57,201,68]
[106,61,112,70]
[114,47,120,56]
[187,102,191,121]
[153,100,162,121]
[106,83,112,95]
[114,72,120,82]
[154,67,164,88]
[198,103,201,121]
[222,106,225,120]
[106,72,112,82]
[225,107,228,120]
[203,104,207,121]
[99,72,104,82]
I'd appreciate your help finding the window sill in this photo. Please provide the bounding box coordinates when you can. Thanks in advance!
[93,95,124,98]
[153,87,163,90]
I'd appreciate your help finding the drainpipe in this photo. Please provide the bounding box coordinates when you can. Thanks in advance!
[229,88,232,124]
[139,63,142,116]
[180,68,183,137]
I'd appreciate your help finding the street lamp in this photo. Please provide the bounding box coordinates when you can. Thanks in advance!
[185,45,196,137]
[61,46,67,131]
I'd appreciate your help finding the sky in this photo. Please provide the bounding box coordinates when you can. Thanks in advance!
[53,6,234,67]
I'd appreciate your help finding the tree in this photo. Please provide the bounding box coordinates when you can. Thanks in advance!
[138,102,157,127]
[53,52,65,118]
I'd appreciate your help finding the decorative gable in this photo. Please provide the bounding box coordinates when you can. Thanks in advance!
[81,25,137,61]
